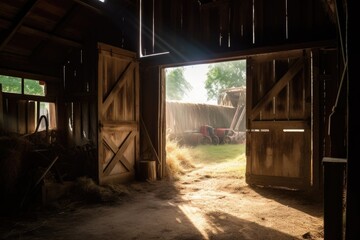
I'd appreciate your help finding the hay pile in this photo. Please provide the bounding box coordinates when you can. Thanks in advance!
[166,137,195,180]
[69,176,130,204]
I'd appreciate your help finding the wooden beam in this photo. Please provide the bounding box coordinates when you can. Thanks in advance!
[103,135,118,154]
[0,52,62,79]
[250,57,304,120]
[72,0,103,15]
[250,120,310,129]
[235,107,246,130]
[0,68,61,83]
[0,18,82,49]
[103,131,136,175]
[19,25,82,48]
[140,40,336,67]
[140,116,160,165]
[0,0,41,52]
[103,135,133,171]
[102,120,137,131]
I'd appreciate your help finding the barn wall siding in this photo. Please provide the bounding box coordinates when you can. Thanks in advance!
[140,0,335,60]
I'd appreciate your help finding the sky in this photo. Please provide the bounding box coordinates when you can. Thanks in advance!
[180,63,217,105]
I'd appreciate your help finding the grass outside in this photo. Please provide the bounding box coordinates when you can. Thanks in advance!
[189,144,245,164]
[166,138,246,179]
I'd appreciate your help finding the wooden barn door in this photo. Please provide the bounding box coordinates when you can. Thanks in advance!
[245,50,312,190]
[97,43,139,185]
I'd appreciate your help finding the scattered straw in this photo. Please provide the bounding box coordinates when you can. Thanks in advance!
[166,137,195,180]
[72,177,129,203]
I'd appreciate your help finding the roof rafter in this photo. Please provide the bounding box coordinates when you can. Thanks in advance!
[30,4,82,59]
[0,0,40,52]
[72,0,104,15]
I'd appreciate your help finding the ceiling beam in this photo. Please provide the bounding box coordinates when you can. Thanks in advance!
[72,0,104,15]
[0,52,62,78]
[30,4,82,59]
[0,18,83,48]
[0,18,82,48]
[20,25,83,48]
[0,68,61,83]
[0,0,41,52]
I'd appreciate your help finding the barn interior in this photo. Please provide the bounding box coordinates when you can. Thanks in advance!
[0,0,355,239]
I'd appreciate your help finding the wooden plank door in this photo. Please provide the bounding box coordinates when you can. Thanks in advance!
[245,50,312,190]
[97,43,139,185]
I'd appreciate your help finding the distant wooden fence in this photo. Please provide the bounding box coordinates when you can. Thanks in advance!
[166,101,239,134]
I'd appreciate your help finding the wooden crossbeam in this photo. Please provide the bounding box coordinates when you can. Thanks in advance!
[102,61,134,115]
[250,58,304,120]
[103,131,136,175]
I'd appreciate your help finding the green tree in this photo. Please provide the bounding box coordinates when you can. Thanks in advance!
[205,60,246,101]
[166,67,192,101]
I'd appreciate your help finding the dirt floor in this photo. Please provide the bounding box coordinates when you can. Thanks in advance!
[0,155,324,240]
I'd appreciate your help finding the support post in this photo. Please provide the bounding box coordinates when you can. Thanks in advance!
[322,157,347,240]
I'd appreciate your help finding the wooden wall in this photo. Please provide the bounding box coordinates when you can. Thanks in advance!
[140,0,335,59]
[62,46,98,149]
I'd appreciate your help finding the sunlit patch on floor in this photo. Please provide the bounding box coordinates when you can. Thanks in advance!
[178,204,225,240]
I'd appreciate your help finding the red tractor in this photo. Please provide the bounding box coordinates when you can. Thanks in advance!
[180,125,220,146]
[199,125,219,145]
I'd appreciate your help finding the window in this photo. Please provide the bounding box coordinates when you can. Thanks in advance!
[0,75,21,94]
[24,79,46,96]
[0,75,54,133]
[0,74,46,96]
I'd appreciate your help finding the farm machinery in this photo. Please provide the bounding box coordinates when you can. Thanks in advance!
[178,125,245,146]
[181,125,219,146]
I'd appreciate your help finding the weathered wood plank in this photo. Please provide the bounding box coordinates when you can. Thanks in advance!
[102,62,134,115]
[274,59,291,120]
[254,0,286,44]
[102,121,137,131]
[6,99,17,133]
[250,57,304,120]
[74,102,82,144]
[27,100,35,133]
[230,0,252,48]
[17,100,26,134]
[258,61,274,120]
[251,120,309,129]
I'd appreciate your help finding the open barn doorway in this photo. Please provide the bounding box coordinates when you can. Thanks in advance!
[164,60,247,181]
